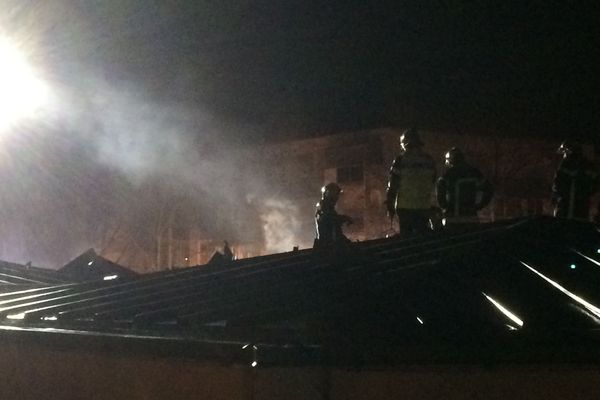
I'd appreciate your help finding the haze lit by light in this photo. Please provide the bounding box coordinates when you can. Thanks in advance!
[0,4,313,269]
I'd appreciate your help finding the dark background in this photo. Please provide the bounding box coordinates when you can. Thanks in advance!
[60,1,600,143]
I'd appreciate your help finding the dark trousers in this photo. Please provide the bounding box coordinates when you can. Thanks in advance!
[554,198,591,220]
[397,209,430,235]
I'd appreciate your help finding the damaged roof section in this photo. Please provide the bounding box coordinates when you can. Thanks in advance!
[0,248,136,292]
[58,248,138,282]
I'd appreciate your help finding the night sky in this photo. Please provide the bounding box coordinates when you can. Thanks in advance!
[51,0,599,142]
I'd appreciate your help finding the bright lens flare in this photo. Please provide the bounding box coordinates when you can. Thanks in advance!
[0,37,48,130]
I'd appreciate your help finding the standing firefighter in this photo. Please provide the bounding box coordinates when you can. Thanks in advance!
[552,140,598,220]
[386,128,436,235]
[314,183,353,247]
[436,147,493,225]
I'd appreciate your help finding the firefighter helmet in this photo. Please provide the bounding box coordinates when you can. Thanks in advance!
[557,140,582,156]
[321,182,342,200]
[444,147,465,167]
[400,128,423,150]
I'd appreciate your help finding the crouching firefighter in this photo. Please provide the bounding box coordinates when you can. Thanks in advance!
[313,183,353,249]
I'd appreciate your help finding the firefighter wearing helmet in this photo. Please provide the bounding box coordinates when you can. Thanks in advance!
[552,140,598,219]
[314,183,353,247]
[436,147,493,225]
[385,128,437,235]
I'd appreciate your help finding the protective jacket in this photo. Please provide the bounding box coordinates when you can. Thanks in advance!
[436,162,493,218]
[552,154,598,219]
[386,149,436,211]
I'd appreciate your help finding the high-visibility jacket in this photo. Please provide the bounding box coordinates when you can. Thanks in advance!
[386,149,436,210]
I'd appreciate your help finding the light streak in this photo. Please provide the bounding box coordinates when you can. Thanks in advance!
[482,292,524,328]
[521,261,600,319]
[571,249,600,268]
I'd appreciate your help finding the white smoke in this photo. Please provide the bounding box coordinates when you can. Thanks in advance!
[0,2,317,268]
[260,198,308,253]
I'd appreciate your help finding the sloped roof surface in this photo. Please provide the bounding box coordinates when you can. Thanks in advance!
[0,217,598,365]
[0,260,72,287]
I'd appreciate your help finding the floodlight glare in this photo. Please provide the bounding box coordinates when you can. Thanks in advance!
[0,36,49,131]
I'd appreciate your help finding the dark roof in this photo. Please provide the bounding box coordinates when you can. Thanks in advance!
[0,260,72,287]
[0,217,599,366]
[58,249,137,282]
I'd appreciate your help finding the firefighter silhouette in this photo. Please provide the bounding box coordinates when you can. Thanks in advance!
[385,128,436,235]
[314,183,353,247]
[552,140,598,220]
[436,147,493,225]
